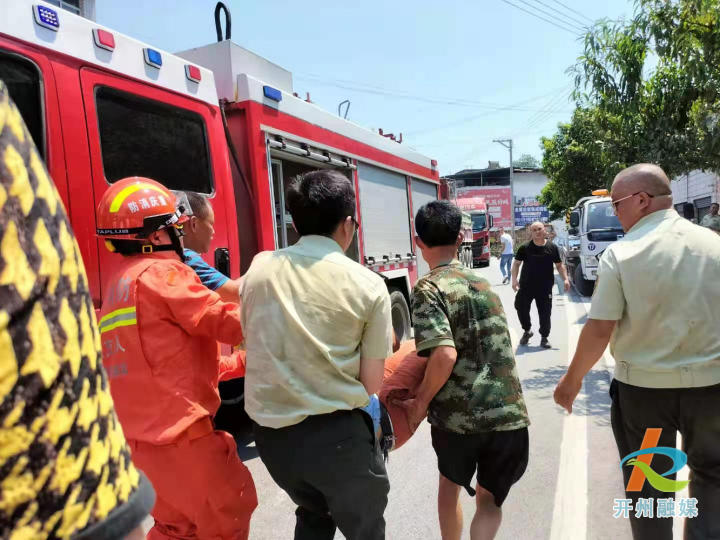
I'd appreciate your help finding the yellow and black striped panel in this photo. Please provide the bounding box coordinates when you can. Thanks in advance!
[0,83,144,538]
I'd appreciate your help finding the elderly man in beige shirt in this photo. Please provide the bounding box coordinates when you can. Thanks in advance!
[554,164,720,540]
[241,169,393,540]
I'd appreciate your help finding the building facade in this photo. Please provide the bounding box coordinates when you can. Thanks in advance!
[444,164,567,237]
[670,169,719,223]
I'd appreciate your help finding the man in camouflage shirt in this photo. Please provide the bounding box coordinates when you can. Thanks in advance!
[397,200,529,540]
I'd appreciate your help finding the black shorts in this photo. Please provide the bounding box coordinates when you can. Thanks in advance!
[431,426,529,506]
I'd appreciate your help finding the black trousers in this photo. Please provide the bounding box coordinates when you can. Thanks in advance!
[611,380,720,540]
[514,287,553,337]
[252,409,390,540]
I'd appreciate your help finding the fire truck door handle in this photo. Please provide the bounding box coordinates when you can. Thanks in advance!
[215,248,231,278]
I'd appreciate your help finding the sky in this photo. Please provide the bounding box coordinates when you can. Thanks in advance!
[97,0,633,176]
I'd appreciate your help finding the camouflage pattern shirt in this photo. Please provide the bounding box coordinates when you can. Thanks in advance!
[411,261,530,434]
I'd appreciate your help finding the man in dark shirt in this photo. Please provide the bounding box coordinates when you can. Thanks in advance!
[511,222,570,348]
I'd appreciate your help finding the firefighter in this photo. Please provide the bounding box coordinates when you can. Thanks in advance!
[95,177,257,540]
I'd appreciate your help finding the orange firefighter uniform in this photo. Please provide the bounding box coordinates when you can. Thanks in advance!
[96,177,257,539]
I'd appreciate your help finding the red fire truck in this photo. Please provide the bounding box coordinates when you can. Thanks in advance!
[454,193,494,267]
[1,1,442,346]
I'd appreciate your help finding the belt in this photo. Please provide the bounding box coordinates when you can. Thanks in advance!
[128,417,214,451]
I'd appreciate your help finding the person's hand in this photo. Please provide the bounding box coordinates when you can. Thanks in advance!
[554,373,583,413]
[392,398,428,434]
[512,279,520,292]
[563,279,571,292]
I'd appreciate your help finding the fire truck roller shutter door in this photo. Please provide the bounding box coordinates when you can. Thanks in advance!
[358,163,412,263]
[410,178,438,278]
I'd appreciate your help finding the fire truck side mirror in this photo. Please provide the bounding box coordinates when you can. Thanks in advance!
[569,210,580,228]
[682,202,695,220]
[488,215,494,229]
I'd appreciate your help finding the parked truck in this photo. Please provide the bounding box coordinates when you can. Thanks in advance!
[565,189,624,296]
[454,190,494,267]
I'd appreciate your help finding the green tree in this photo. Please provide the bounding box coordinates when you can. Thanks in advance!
[541,0,720,215]
[512,154,540,168]
[539,108,629,218]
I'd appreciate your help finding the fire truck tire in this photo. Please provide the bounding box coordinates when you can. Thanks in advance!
[389,288,411,343]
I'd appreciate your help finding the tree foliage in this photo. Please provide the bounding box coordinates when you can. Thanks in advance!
[540,0,720,214]
[512,154,540,168]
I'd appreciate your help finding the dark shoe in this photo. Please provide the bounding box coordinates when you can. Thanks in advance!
[540,338,552,349]
[502,276,509,284]
[520,331,533,345]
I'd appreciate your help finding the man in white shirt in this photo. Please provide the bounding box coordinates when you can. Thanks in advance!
[242,170,393,540]
[498,227,514,284]
[554,164,720,539]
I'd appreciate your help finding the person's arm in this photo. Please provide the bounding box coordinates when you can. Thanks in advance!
[511,260,522,291]
[359,284,393,395]
[554,249,624,412]
[396,345,457,433]
[511,244,525,291]
[414,345,457,406]
[141,263,243,346]
[551,244,570,292]
[216,277,243,304]
[394,284,456,432]
[219,349,246,381]
[554,319,616,412]
[555,262,570,292]
[392,331,401,353]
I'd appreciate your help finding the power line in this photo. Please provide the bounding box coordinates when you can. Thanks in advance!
[447,89,573,168]
[295,74,572,113]
[499,0,582,36]
[406,85,571,137]
[527,0,589,29]
[505,90,573,139]
[548,0,595,23]
[513,0,585,32]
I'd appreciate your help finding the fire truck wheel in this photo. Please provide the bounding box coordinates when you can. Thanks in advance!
[389,288,411,343]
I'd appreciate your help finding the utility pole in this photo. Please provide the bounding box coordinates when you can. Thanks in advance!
[493,138,515,235]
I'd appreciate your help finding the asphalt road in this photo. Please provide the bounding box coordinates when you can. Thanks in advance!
[144,259,693,539]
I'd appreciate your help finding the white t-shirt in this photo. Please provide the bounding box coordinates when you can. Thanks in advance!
[500,233,514,255]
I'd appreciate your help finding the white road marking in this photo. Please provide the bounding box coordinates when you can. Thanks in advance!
[549,297,588,540]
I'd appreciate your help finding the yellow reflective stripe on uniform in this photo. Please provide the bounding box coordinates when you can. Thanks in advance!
[109,183,168,212]
[99,318,137,334]
[98,306,137,334]
[99,306,136,324]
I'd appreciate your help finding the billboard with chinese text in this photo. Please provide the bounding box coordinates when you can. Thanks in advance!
[455,187,512,228]
[514,205,550,227]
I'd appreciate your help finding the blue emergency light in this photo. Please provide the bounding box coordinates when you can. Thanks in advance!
[33,5,60,31]
[263,85,282,102]
[143,48,163,69]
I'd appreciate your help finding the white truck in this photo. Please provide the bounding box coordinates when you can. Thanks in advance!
[565,190,624,296]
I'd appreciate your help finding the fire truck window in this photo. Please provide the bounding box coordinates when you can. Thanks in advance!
[0,53,44,159]
[95,87,212,194]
